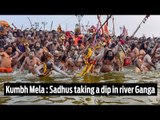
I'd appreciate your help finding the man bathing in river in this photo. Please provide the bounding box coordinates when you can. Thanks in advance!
[19,50,41,74]
[0,20,160,77]
[34,42,44,59]
[34,48,74,78]
[0,46,13,72]
[100,42,125,73]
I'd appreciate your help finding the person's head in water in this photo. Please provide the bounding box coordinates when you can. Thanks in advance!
[35,42,41,50]
[104,50,114,61]
[140,42,148,52]
[29,50,35,59]
[5,45,13,55]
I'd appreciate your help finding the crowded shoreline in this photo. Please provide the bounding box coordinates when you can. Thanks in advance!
[0,18,160,78]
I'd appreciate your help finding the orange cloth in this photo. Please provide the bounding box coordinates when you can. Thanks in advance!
[0,67,13,73]
[74,37,79,45]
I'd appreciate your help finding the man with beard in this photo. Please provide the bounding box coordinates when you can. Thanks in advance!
[34,42,44,59]
[0,45,13,72]
[100,41,124,72]
[19,50,40,74]
[100,49,115,73]
[142,49,156,71]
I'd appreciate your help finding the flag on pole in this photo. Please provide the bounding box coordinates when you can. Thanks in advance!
[121,25,128,38]
[103,22,109,35]
[57,24,62,33]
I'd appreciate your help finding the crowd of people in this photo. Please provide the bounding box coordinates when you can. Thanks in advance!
[0,23,160,78]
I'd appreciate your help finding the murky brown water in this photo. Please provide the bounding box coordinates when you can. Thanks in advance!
[0,67,160,105]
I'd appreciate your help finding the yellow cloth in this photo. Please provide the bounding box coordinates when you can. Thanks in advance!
[84,48,93,59]
[77,63,93,77]
[77,48,94,77]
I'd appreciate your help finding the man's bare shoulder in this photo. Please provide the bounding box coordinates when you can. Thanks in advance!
[35,57,40,61]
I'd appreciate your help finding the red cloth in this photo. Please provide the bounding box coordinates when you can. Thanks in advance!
[119,39,125,45]
[66,31,71,39]
[74,36,82,45]
[124,57,131,66]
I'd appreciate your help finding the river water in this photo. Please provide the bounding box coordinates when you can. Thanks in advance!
[0,67,160,105]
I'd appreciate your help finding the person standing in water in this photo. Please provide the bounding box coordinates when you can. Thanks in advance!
[34,48,74,78]
[19,50,41,74]
[0,45,13,72]
[34,42,44,59]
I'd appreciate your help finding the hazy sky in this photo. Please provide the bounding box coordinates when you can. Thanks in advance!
[0,15,160,37]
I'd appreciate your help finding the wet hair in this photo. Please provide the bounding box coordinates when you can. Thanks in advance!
[0,46,5,49]
[110,43,116,49]
[12,46,16,53]
[126,36,129,41]
[41,54,46,62]
[146,48,152,55]
[68,37,73,43]
[0,39,5,46]
[140,43,147,52]
[60,54,67,62]
[29,44,35,50]
[103,50,114,61]
[131,43,136,51]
